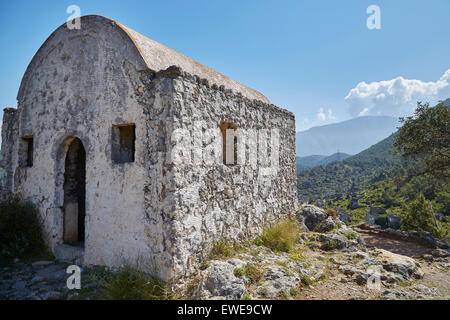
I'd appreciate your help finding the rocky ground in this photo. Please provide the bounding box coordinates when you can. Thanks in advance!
[187,232,449,300]
[185,205,449,300]
[0,260,72,300]
[1,205,449,300]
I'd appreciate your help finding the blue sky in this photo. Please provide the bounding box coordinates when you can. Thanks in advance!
[0,0,449,131]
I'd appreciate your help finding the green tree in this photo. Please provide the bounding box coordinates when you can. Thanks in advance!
[394,101,450,181]
[401,193,439,236]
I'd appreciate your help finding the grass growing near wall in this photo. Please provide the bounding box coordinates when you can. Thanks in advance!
[260,219,300,253]
[0,197,50,264]
[209,238,245,260]
[99,266,174,300]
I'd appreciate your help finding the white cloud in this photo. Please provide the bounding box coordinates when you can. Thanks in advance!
[327,108,336,120]
[317,108,326,121]
[345,69,450,117]
[317,107,336,121]
[358,108,369,116]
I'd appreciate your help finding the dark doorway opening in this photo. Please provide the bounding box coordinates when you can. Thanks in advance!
[63,137,86,246]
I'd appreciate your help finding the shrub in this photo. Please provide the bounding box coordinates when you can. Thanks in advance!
[433,189,450,214]
[234,263,263,284]
[209,238,242,260]
[326,208,338,219]
[289,288,298,297]
[401,193,439,237]
[241,293,251,300]
[374,214,388,229]
[254,237,264,246]
[261,219,300,253]
[300,274,313,287]
[99,266,173,300]
[234,266,245,278]
[344,231,358,240]
[289,252,306,263]
[0,197,48,263]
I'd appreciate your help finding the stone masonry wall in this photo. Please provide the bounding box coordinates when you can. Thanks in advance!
[150,67,298,279]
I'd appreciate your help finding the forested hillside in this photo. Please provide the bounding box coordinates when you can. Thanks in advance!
[297,101,449,241]
[297,134,401,203]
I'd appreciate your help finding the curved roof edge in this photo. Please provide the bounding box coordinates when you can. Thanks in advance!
[18,15,271,104]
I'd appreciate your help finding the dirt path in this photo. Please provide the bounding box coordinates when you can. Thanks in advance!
[295,226,449,300]
[353,226,433,258]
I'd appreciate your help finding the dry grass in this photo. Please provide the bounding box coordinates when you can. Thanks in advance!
[99,266,174,300]
[260,219,300,253]
[209,238,244,260]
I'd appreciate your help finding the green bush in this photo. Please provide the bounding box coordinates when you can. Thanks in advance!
[344,231,358,240]
[289,288,298,297]
[374,214,388,229]
[401,193,439,236]
[433,189,450,214]
[261,219,300,253]
[234,263,264,284]
[0,197,48,263]
[99,266,173,300]
[300,274,313,287]
[241,293,252,300]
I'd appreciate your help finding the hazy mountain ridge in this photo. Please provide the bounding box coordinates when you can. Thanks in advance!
[296,116,399,157]
[296,152,352,173]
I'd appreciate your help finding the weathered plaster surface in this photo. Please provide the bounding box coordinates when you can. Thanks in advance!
[9,17,157,275]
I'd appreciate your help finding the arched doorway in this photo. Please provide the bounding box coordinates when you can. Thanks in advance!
[63,137,86,246]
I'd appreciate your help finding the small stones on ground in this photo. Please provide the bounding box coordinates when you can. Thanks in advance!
[315,271,325,281]
[0,260,71,300]
[338,265,357,276]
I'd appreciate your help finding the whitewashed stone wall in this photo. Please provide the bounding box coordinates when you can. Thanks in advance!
[2,20,167,278]
[133,67,298,279]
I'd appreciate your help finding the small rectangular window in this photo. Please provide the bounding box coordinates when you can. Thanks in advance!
[220,121,237,165]
[20,136,34,167]
[112,124,135,163]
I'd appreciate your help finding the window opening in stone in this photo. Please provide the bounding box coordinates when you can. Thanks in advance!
[219,121,237,165]
[112,124,136,163]
[20,136,34,167]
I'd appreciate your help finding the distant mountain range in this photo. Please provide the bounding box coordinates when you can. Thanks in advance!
[296,152,352,173]
[296,116,400,157]
[297,133,401,203]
